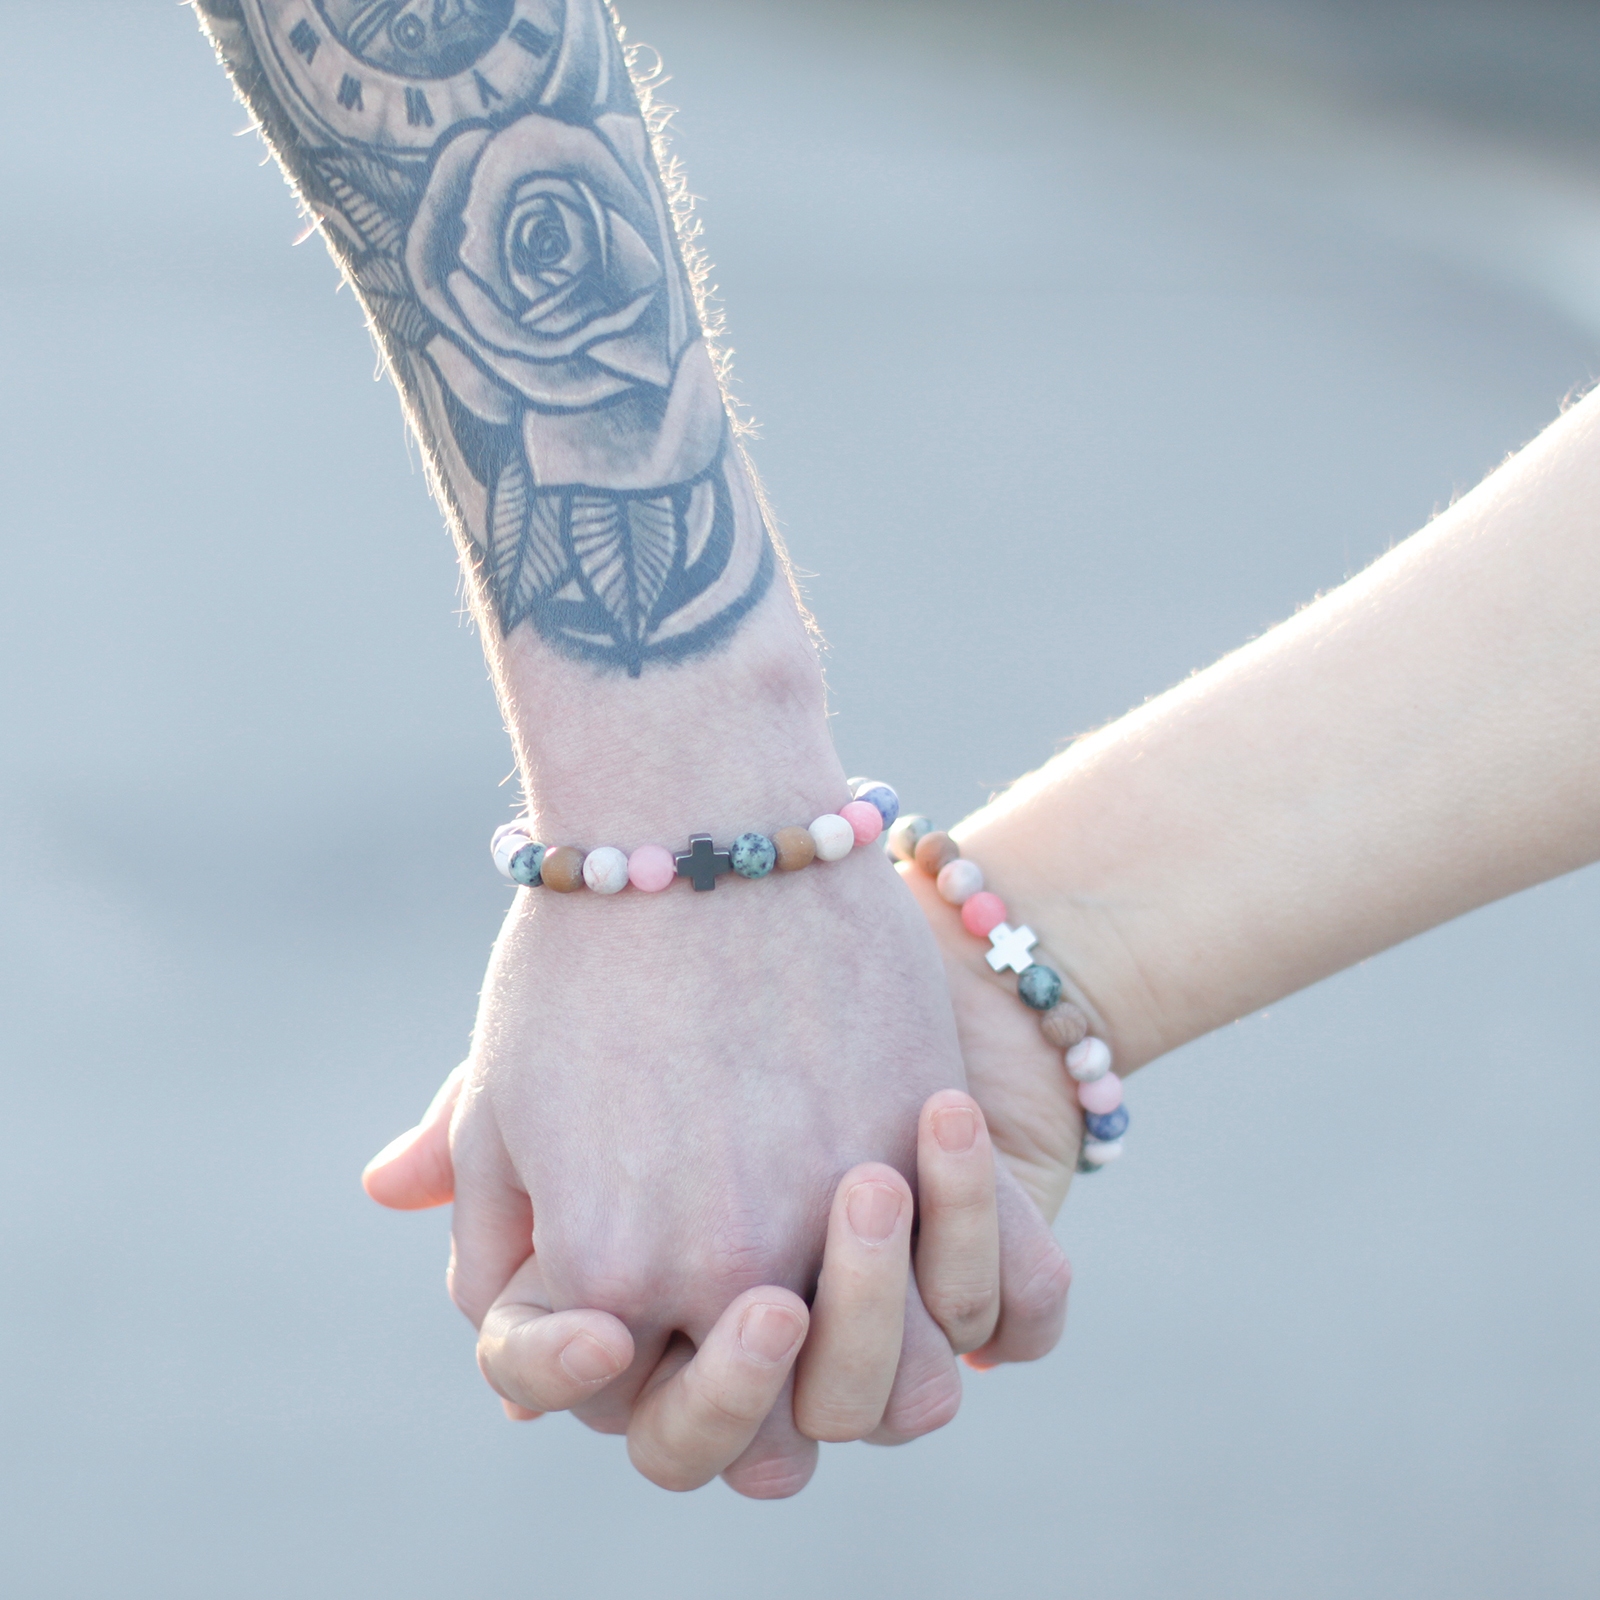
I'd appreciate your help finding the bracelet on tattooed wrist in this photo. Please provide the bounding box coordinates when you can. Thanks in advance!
[492,782,901,894]
[891,814,1129,1174]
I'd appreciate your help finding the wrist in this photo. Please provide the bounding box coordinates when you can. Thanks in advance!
[494,598,846,841]
[952,770,1186,1077]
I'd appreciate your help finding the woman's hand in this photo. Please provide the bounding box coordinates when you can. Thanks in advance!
[895,862,1088,1227]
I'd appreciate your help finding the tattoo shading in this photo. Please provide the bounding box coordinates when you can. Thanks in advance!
[196,0,773,675]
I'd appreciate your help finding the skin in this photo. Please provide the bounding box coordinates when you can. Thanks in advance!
[372,1078,1044,1493]
[191,0,1072,1497]
[378,378,1600,1466]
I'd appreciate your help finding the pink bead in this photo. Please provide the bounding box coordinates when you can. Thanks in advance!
[839,800,884,846]
[961,891,1008,938]
[627,843,676,893]
[1077,1073,1124,1115]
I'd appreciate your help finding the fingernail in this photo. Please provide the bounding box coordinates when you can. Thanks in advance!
[559,1331,622,1384]
[847,1181,903,1245]
[739,1302,805,1365]
[933,1106,979,1154]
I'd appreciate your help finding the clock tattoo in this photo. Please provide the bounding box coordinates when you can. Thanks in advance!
[198,0,773,676]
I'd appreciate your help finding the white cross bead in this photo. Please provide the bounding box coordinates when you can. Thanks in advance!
[986,922,1039,974]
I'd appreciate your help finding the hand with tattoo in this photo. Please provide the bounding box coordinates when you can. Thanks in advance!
[191,0,1068,1495]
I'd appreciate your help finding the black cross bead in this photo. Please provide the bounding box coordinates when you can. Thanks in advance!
[675,833,732,891]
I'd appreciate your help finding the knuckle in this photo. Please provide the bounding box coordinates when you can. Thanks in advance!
[795,1396,880,1444]
[445,1258,492,1328]
[691,1214,787,1295]
[878,1362,963,1441]
[1010,1240,1073,1324]
[923,1281,1000,1346]
[723,1450,819,1500]
[626,1437,713,1494]
[562,1259,657,1322]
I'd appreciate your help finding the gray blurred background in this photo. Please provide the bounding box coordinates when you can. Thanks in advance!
[3,0,1598,1594]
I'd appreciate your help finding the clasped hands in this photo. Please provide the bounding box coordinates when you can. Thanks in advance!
[364,837,1084,1499]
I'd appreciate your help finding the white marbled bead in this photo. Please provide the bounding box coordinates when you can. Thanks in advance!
[936,858,985,906]
[1080,1137,1124,1167]
[491,822,535,879]
[809,813,856,862]
[1066,1036,1113,1082]
[581,846,630,895]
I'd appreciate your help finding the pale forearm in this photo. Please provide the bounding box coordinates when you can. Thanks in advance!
[959,388,1600,1070]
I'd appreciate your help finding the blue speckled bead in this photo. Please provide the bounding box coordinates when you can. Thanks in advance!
[851,781,900,828]
[729,832,777,879]
[1084,1105,1129,1142]
[509,842,546,886]
[1016,963,1062,1010]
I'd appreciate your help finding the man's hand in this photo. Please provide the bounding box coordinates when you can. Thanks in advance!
[367,852,1070,1497]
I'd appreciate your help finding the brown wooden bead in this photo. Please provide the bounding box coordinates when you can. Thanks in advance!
[913,831,959,876]
[539,845,586,893]
[772,826,816,871]
[1039,1002,1090,1050]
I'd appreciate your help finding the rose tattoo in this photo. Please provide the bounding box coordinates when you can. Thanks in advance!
[215,0,774,675]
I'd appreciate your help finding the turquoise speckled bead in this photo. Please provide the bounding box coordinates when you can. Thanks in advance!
[491,820,534,878]
[508,842,546,886]
[886,814,932,862]
[1017,964,1062,1010]
[852,782,900,828]
[729,832,777,879]
[1075,1152,1104,1175]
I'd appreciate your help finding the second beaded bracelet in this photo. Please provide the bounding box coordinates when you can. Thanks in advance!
[891,814,1128,1174]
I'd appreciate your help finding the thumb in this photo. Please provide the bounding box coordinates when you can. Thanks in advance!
[361,1061,465,1210]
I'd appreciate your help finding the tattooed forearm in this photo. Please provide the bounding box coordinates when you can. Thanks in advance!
[195,0,772,676]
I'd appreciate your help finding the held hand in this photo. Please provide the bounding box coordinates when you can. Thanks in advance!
[371,1076,1047,1493]
[366,854,1069,1497]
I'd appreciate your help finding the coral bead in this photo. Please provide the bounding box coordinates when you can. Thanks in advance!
[1077,1072,1124,1116]
[809,813,856,862]
[582,846,629,895]
[936,858,984,906]
[961,891,1008,938]
[1066,1036,1113,1082]
[839,800,884,846]
[886,814,932,862]
[627,843,677,893]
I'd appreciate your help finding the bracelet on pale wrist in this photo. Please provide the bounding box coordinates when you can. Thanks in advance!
[891,814,1128,1174]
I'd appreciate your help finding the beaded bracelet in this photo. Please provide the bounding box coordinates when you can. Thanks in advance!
[890,814,1127,1174]
[491,781,902,895]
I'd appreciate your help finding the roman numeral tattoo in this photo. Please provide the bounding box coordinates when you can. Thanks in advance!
[193,0,773,677]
